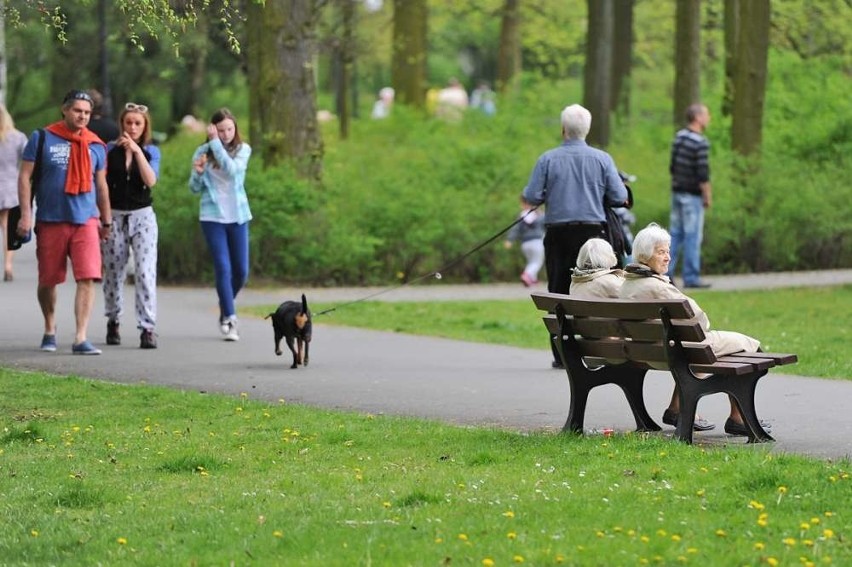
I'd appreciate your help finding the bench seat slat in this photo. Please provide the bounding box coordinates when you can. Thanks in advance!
[688,361,758,375]
[739,352,798,365]
[543,314,706,342]
[532,292,696,319]
[716,355,775,371]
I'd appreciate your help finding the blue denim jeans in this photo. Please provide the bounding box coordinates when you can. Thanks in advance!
[201,221,250,321]
[667,192,705,285]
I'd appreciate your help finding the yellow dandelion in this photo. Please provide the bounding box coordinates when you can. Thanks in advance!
[383,501,391,508]
[596,530,605,538]
[627,529,636,537]
[503,510,516,518]
[30,529,39,537]
[117,537,127,545]
[240,392,248,399]
[687,548,698,554]
[803,562,815,567]
[803,540,815,547]
[801,522,811,530]
[671,534,682,542]
[613,526,623,533]
[513,555,525,563]
[143,425,151,433]
[758,515,769,527]
[823,529,835,539]
[767,558,779,567]
[778,486,788,494]
[507,531,517,539]
[677,556,687,563]
[783,537,797,546]
[700,466,708,472]
[754,542,765,551]
[658,451,667,457]
[482,559,495,567]
[273,530,283,538]
[235,407,243,413]
[824,511,835,517]
[639,559,649,565]
[435,537,443,544]
[749,500,765,510]
[656,529,667,537]
[278,398,286,404]
[715,529,727,537]
[355,473,363,481]
[640,535,650,543]
[555,555,565,563]
[696,489,705,497]
[458,533,468,541]
[811,517,821,525]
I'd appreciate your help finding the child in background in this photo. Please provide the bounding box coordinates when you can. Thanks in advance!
[505,195,545,287]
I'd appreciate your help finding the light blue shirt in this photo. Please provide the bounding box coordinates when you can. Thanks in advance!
[523,139,627,225]
[189,138,252,224]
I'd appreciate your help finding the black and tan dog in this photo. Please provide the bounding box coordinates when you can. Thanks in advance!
[265,294,312,369]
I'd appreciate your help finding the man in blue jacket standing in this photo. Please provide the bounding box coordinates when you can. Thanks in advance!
[523,104,628,368]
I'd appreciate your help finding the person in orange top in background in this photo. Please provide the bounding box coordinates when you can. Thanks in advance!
[16,89,112,355]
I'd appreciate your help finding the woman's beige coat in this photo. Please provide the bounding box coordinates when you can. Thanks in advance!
[570,268,625,298]
[619,267,760,356]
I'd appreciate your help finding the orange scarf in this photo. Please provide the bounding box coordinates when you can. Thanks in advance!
[45,121,106,195]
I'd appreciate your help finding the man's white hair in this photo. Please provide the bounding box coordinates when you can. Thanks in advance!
[576,238,617,270]
[632,223,671,265]
[561,104,592,140]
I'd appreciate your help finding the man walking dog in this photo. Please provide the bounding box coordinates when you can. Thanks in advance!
[16,89,112,355]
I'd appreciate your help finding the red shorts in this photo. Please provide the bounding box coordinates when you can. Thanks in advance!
[35,219,102,286]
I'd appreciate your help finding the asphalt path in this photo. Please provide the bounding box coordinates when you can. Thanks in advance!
[2,243,851,460]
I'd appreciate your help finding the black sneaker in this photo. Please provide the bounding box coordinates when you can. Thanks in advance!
[140,329,157,349]
[107,320,121,345]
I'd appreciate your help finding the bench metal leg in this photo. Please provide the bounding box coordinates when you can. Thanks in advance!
[611,366,662,433]
[723,371,774,443]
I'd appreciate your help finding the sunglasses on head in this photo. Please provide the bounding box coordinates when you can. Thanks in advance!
[125,102,149,113]
[62,90,94,105]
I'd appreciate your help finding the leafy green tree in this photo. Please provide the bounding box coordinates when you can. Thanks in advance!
[497,0,521,93]
[583,0,613,147]
[731,0,769,158]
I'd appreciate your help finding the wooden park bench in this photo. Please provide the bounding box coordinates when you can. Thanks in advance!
[531,292,798,444]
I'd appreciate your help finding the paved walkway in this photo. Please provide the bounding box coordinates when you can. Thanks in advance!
[2,244,851,460]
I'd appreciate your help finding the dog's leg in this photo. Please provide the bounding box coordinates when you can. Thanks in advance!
[286,336,298,369]
[274,330,283,356]
[303,340,309,367]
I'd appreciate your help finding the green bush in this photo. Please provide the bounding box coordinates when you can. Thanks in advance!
[154,54,850,285]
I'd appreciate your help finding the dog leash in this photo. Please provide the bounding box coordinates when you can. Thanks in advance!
[313,204,542,317]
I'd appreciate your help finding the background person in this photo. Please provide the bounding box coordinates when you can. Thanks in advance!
[504,194,545,287]
[370,87,395,119]
[86,89,120,144]
[0,104,28,281]
[435,77,469,121]
[189,108,252,342]
[569,238,624,298]
[668,103,712,288]
[16,89,112,355]
[470,80,496,116]
[620,223,767,436]
[523,104,628,367]
[101,102,161,349]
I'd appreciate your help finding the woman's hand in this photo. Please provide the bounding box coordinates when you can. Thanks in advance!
[207,123,219,141]
[193,154,208,174]
[116,132,142,155]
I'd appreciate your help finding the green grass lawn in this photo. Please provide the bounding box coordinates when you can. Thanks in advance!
[250,285,852,380]
[1,369,849,565]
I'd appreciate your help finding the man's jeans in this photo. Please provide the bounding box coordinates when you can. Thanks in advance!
[667,192,705,286]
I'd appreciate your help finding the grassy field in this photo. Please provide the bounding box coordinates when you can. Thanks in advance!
[1,368,849,566]
[248,285,852,380]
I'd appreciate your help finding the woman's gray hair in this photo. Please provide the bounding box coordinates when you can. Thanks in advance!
[561,104,592,140]
[631,222,671,264]
[576,238,617,270]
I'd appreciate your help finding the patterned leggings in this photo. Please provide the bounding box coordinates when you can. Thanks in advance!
[101,207,158,330]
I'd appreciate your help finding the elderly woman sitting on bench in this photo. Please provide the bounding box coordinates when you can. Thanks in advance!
[618,223,767,437]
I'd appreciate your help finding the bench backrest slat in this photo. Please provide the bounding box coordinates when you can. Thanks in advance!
[542,315,707,342]
[532,292,696,319]
[577,339,716,365]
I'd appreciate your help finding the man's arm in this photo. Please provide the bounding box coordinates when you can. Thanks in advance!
[700,181,712,209]
[16,160,35,237]
[95,169,112,240]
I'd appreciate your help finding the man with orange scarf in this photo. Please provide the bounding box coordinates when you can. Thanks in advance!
[16,89,112,355]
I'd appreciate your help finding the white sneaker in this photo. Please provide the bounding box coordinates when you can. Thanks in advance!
[223,319,239,342]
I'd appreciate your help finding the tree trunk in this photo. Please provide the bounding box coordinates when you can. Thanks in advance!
[610,0,634,119]
[673,0,701,127]
[496,0,521,94]
[583,0,613,148]
[731,0,769,158]
[0,0,6,105]
[248,0,324,180]
[722,0,739,117]
[336,0,355,140]
[391,0,427,108]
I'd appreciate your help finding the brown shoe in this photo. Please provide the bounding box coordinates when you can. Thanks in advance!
[140,329,157,349]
